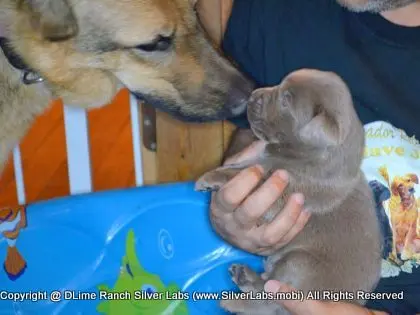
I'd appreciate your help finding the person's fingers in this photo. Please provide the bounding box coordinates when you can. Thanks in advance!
[224,140,266,165]
[272,209,311,249]
[232,170,289,228]
[213,165,263,212]
[264,281,319,315]
[262,193,305,245]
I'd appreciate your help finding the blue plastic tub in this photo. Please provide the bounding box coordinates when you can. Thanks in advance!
[0,182,263,315]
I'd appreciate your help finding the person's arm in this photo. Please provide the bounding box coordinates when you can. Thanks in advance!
[196,0,233,45]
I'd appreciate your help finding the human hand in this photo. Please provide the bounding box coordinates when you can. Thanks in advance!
[264,281,389,315]
[209,140,311,255]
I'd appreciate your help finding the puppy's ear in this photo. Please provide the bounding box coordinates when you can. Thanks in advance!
[298,112,340,147]
[20,0,78,41]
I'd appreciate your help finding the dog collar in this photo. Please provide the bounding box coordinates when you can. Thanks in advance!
[0,37,44,85]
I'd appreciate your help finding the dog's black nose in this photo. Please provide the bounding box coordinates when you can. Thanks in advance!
[226,73,255,117]
[228,98,248,117]
[409,187,415,194]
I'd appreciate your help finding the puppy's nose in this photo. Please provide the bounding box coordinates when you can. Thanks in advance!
[409,187,415,194]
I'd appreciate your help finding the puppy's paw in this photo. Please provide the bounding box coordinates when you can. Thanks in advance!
[229,264,260,290]
[194,173,222,192]
[195,167,240,192]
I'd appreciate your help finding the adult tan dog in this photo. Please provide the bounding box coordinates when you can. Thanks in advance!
[0,0,253,175]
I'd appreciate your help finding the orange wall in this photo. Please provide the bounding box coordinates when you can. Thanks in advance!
[0,89,137,208]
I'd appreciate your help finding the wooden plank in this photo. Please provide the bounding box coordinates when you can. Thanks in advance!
[155,111,224,183]
[223,121,236,152]
[140,145,157,185]
[139,101,158,185]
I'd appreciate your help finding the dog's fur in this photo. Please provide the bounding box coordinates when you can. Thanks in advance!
[196,69,382,315]
[0,0,254,175]
[388,173,420,262]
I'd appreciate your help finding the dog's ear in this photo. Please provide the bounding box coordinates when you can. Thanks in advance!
[298,111,341,147]
[20,0,78,41]
[408,174,419,184]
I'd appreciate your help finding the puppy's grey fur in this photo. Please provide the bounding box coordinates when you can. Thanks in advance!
[196,69,382,315]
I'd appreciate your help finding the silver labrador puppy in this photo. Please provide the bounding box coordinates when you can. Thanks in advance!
[195,69,382,315]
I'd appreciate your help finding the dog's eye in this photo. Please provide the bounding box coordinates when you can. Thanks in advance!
[135,35,173,52]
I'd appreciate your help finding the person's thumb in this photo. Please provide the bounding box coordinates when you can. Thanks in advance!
[264,280,319,315]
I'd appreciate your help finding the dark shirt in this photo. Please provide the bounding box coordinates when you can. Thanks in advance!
[222,1,420,314]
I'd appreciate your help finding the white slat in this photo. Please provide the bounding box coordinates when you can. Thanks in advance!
[12,146,26,204]
[63,106,92,194]
[129,94,144,186]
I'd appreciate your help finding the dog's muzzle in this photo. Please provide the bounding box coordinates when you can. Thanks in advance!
[226,72,255,117]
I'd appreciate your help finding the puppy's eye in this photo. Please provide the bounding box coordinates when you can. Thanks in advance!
[135,35,173,52]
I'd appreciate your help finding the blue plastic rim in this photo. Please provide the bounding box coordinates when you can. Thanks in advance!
[0,182,263,315]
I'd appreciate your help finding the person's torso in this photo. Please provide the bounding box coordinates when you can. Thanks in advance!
[222,0,420,313]
[224,0,419,139]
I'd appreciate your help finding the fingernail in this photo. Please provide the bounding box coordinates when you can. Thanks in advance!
[264,280,282,293]
[293,193,305,205]
[275,170,289,182]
